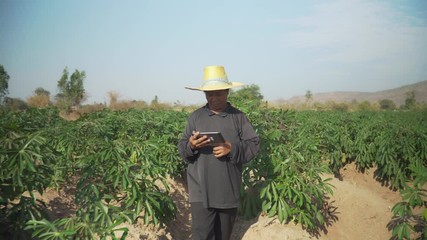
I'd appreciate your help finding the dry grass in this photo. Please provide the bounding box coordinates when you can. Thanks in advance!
[26,95,50,108]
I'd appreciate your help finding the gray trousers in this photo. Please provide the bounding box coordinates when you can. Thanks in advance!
[190,202,238,240]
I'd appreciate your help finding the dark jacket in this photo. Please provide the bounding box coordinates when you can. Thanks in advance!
[178,104,260,208]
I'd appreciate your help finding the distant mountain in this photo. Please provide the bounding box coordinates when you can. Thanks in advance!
[283,80,427,106]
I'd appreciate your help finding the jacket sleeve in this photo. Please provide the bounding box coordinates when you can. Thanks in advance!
[177,115,199,164]
[228,114,260,165]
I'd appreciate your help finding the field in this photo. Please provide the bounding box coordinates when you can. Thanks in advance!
[1,107,426,239]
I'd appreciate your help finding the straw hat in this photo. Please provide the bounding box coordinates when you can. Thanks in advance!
[185,66,244,91]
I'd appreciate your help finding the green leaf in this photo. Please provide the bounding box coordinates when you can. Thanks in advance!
[422,208,427,221]
[267,202,277,217]
[262,201,272,212]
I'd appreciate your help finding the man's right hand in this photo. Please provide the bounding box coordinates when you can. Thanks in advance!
[189,131,211,150]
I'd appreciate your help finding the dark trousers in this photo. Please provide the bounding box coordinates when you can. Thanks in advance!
[190,202,238,240]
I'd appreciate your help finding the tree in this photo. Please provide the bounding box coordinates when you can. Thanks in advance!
[107,91,120,108]
[3,97,27,110]
[151,95,159,106]
[229,84,264,110]
[0,64,10,104]
[402,91,416,109]
[379,99,396,110]
[357,101,374,111]
[305,90,313,102]
[305,90,313,109]
[35,87,50,96]
[56,68,86,110]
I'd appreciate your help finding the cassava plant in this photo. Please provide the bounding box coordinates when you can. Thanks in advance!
[0,109,60,239]
[25,109,183,239]
[387,161,427,240]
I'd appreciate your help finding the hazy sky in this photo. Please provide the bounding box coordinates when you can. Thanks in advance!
[1,0,427,105]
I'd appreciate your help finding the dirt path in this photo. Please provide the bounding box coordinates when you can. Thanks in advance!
[319,164,402,240]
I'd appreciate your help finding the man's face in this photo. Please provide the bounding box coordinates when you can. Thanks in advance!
[204,89,229,112]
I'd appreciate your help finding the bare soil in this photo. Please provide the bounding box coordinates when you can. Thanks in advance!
[39,162,402,240]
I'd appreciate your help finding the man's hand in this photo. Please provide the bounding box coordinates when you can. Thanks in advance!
[213,141,231,158]
[189,131,211,150]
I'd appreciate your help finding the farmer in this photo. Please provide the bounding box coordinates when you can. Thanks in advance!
[178,65,260,240]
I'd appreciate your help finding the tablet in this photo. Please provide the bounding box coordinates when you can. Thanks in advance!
[199,131,225,145]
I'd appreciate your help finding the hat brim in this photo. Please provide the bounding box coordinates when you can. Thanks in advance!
[185,82,245,91]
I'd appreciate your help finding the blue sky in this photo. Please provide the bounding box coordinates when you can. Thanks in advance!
[1,0,426,105]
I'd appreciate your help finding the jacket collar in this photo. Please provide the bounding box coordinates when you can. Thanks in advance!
[204,103,232,117]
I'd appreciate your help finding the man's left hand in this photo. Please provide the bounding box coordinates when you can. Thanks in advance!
[213,141,231,158]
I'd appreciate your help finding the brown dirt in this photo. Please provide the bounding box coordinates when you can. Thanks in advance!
[38,162,402,240]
